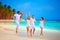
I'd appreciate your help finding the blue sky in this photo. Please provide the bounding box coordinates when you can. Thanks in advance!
[0,0,60,20]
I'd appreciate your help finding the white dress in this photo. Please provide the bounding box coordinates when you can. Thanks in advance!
[40,21,44,28]
[26,20,30,27]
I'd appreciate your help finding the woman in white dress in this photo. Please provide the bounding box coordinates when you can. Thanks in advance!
[26,16,30,36]
[40,17,44,35]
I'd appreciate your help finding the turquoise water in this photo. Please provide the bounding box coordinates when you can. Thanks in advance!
[9,21,60,30]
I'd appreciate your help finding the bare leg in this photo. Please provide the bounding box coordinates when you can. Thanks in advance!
[16,22,19,34]
[30,29,32,37]
[33,28,35,35]
[40,27,43,35]
[26,26,29,35]
[16,27,18,34]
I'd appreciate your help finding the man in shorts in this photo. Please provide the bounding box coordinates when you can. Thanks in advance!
[14,11,22,34]
[30,15,36,37]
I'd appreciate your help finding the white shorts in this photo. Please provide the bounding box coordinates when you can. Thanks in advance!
[30,24,35,30]
[15,21,20,28]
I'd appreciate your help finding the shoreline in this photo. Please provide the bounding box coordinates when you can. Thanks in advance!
[0,22,60,32]
[0,19,14,22]
[0,19,60,21]
[0,24,60,33]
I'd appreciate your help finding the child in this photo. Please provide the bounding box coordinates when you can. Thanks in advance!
[30,15,36,37]
[14,11,22,34]
[26,16,30,36]
[40,17,44,35]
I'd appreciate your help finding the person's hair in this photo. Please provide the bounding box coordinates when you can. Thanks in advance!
[41,17,44,20]
[27,16,30,20]
[17,11,20,14]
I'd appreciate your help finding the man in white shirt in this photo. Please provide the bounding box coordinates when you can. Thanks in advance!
[30,15,36,37]
[14,11,22,34]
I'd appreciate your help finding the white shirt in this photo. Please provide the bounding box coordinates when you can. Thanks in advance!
[30,18,36,25]
[14,14,21,21]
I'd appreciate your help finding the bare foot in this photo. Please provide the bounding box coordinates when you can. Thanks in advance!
[40,33,43,36]
[16,30,18,34]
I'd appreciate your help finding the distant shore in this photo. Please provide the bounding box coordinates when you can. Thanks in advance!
[0,19,60,22]
[0,19,14,22]
[0,19,25,22]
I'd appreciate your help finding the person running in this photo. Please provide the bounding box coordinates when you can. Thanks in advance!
[30,15,36,37]
[14,11,22,34]
[40,17,44,35]
[26,15,30,36]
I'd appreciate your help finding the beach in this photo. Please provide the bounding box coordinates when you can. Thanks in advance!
[0,0,60,40]
[0,22,60,40]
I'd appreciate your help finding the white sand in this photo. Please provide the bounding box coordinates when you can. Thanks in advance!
[0,23,60,40]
